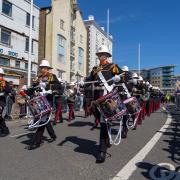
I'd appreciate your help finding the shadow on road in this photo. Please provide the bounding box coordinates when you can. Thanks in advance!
[161,104,180,164]
[58,136,99,158]
[16,132,49,145]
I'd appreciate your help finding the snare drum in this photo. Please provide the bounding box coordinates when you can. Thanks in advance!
[123,97,140,115]
[28,96,51,118]
[96,90,126,121]
[123,96,141,128]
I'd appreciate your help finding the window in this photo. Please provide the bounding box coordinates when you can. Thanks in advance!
[57,70,63,78]
[2,0,12,17]
[25,62,28,70]
[0,57,10,66]
[60,19,64,30]
[102,38,105,45]
[80,35,83,43]
[15,60,20,69]
[1,29,11,45]
[25,37,34,53]
[26,13,34,28]
[57,35,66,63]
[78,47,84,70]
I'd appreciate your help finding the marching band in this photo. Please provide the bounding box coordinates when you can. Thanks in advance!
[0,45,163,164]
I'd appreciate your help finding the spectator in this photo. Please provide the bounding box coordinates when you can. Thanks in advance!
[4,81,16,120]
[17,85,27,119]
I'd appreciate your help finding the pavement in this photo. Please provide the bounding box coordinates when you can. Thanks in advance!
[0,104,179,180]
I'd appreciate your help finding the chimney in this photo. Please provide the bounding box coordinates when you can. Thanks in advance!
[88,15,94,21]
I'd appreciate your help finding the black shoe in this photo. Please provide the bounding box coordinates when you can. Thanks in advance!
[52,121,56,126]
[121,132,127,138]
[25,144,40,150]
[48,137,57,143]
[59,119,63,123]
[132,126,137,130]
[0,133,8,137]
[96,151,106,163]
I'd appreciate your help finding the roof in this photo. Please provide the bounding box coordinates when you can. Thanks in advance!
[130,65,176,72]
[84,20,113,41]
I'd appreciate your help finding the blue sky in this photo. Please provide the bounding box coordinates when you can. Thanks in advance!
[34,0,180,74]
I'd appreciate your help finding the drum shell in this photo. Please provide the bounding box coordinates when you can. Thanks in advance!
[96,90,126,121]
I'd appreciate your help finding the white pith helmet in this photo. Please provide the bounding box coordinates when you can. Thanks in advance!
[96,45,112,57]
[122,66,129,72]
[39,59,52,69]
[138,76,143,81]
[132,73,138,79]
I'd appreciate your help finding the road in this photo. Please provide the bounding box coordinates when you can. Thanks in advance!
[0,104,179,180]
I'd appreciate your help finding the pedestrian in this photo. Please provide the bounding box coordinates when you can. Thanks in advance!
[17,85,27,119]
[4,81,16,120]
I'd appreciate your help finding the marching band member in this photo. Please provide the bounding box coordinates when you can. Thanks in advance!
[83,45,123,163]
[67,82,76,122]
[53,78,64,125]
[118,65,132,138]
[26,60,62,150]
[0,67,10,137]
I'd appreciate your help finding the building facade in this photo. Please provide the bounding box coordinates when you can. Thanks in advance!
[84,15,113,75]
[39,0,87,82]
[131,65,175,92]
[0,0,39,85]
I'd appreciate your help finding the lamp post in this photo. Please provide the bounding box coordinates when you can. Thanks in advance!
[27,0,33,87]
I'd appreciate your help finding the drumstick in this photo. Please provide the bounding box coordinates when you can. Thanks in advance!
[83,73,124,85]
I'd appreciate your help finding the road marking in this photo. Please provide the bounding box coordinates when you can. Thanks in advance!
[10,132,29,138]
[112,114,172,180]
[149,163,175,180]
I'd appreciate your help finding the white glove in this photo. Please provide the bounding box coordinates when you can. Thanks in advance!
[39,82,46,88]
[41,89,52,96]
[112,75,120,83]
[45,89,52,95]
[79,81,84,86]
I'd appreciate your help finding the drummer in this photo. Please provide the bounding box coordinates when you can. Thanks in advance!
[26,60,62,150]
[0,67,10,137]
[82,45,123,163]
[53,77,64,125]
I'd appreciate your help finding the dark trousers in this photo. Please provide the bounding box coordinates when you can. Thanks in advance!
[122,115,128,134]
[99,123,110,152]
[0,105,9,135]
[32,121,56,145]
[55,98,63,122]
[68,103,75,120]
